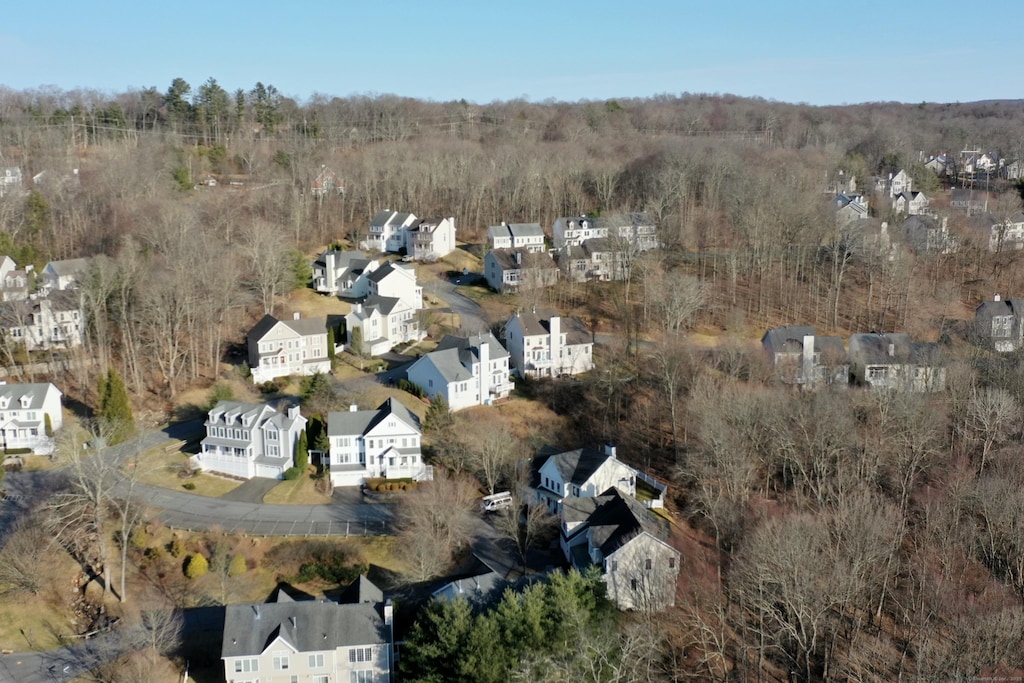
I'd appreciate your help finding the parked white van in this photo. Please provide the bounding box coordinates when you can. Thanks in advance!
[481,491,513,512]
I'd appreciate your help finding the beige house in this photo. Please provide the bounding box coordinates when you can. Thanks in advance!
[247,313,330,384]
[222,577,393,683]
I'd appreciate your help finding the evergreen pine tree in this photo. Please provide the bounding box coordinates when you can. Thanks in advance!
[327,326,337,363]
[424,395,453,433]
[295,430,309,470]
[98,368,134,445]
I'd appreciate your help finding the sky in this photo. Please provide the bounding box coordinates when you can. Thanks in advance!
[2,1,1021,106]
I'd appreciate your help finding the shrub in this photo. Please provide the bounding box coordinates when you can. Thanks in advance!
[397,378,425,398]
[184,553,209,579]
[259,380,280,395]
[182,482,196,491]
[227,554,248,578]
[169,539,186,558]
[283,467,302,480]
[130,529,149,549]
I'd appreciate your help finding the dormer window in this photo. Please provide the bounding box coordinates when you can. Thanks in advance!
[19,395,30,408]
[0,397,9,409]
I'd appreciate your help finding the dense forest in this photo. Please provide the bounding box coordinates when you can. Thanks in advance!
[4,80,1024,680]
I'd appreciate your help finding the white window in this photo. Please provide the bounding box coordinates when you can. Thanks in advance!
[349,647,372,663]
[234,658,258,673]
[308,653,324,668]
[350,671,373,683]
[273,653,289,670]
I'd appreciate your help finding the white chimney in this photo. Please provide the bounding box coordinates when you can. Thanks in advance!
[550,316,562,373]
[995,293,1002,302]
[802,334,815,384]
[478,335,490,401]
[287,405,301,420]
[384,599,394,626]
[888,343,895,357]
[293,311,301,320]
[349,404,358,412]
[603,443,617,459]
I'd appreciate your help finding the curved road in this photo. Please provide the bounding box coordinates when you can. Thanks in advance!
[423,274,490,334]
[1,421,393,540]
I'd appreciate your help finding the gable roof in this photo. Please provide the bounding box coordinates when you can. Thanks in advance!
[508,309,591,346]
[0,383,59,411]
[849,333,941,366]
[976,298,1024,320]
[435,332,509,361]
[222,587,387,658]
[535,446,616,487]
[488,249,557,272]
[248,314,326,341]
[45,258,90,278]
[328,397,420,437]
[563,488,672,557]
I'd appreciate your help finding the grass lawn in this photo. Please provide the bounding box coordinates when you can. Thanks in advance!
[133,448,241,497]
[263,471,334,505]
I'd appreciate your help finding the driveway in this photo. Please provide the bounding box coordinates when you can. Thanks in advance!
[423,276,489,334]
[217,477,278,503]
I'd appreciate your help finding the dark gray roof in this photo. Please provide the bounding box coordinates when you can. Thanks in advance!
[328,398,420,437]
[222,592,387,658]
[436,332,509,361]
[248,314,327,341]
[534,446,614,487]
[488,248,556,271]
[340,575,385,604]
[366,262,398,284]
[849,333,941,366]
[315,249,368,269]
[361,295,401,316]
[976,298,1024,319]
[761,326,816,352]
[563,488,671,557]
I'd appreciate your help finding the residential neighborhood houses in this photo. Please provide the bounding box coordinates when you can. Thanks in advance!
[326,398,428,487]
[222,577,394,683]
[505,309,593,378]
[0,381,62,455]
[406,332,511,411]
[197,401,307,480]
[247,313,331,385]
[364,210,456,260]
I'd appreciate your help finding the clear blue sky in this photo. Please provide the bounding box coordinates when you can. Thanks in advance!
[2,1,1019,106]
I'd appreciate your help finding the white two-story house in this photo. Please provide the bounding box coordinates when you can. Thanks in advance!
[40,258,90,293]
[0,382,62,455]
[531,444,641,511]
[407,217,456,260]
[405,333,511,411]
[312,250,376,297]
[247,313,331,385]
[345,296,422,357]
[366,262,422,309]
[222,577,393,683]
[487,222,546,253]
[0,290,85,351]
[367,210,419,253]
[505,309,593,378]
[326,398,427,487]
[552,213,657,250]
[197,401,307,480]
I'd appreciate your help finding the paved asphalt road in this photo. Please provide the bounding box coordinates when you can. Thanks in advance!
[423,274,490,334]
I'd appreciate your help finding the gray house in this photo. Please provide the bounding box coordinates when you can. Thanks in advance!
[560,487,680,611]
[974,295,1024,352]
[761,326,848,388]
[222,576,393,683]
[847,333,945,392]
